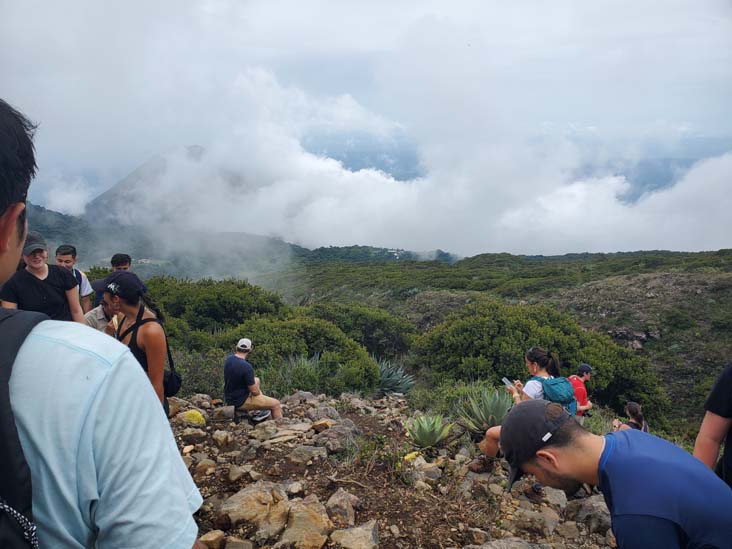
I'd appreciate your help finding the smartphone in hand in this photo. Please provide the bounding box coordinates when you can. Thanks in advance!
[501,377,514,388]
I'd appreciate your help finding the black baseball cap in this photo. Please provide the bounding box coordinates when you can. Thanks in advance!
[500,399,571,490]
[577,363,593,375]
[91,271,146,298]
[22,231,47,256]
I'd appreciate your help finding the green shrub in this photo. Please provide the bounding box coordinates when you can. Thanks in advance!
[408,379,498,417]
[258,355,327,397]
[405,414,454,449]
[412,301,670,426]
[378,358,416,395]
[305,302,416,359]
[665,307,695,331]
[207,317,379,395]
[455,386,514,437]
[172,348,227,399]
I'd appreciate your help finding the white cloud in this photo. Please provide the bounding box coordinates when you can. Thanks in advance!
[1,1,731,255]
[43,175,94,217]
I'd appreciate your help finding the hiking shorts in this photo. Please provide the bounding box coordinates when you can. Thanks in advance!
[240,393,279,411]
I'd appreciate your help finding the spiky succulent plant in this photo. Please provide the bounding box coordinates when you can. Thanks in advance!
[405,414,454,448]
[378,359,415,395]
[455,386,514,437]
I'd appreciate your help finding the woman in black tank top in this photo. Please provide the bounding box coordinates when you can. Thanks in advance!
[101,271,169,409]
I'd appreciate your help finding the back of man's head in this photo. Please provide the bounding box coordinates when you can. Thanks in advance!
[0,98,36,226]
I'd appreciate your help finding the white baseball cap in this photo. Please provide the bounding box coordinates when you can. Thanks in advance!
[236,338,253,351]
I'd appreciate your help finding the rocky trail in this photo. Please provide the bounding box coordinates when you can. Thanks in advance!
[169,392,615,549]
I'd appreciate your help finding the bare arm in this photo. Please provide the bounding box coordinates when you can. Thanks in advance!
[66,286,86,323]
[1,300,18,309]
[141,323,167,404]
[248,376,262,397]
[694,411,732,469]
[81,294,92,313]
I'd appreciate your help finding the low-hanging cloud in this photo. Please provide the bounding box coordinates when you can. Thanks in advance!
[1,1,731,256]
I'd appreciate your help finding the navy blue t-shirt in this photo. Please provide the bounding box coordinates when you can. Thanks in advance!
[223,354,256,408]
[598,430,732,548]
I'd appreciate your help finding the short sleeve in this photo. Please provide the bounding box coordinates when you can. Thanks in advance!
[79,272,94,297]
[523,379,544,399]
[705,365,732,418]
[77,352,202,548]
[244,362,256,386]
[58,267,78,291]
[0,273,19,303]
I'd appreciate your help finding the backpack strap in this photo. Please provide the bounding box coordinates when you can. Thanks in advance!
[0,309,48,548]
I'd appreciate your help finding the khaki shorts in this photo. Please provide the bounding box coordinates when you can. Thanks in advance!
[239,393,278,411]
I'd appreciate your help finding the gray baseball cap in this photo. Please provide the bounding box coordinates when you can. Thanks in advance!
[500,399,572,490]
[23,231,47,256]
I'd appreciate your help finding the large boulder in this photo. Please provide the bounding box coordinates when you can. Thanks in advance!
[216,481,290,541]
[330,520,379,549]
[276,495,333,548]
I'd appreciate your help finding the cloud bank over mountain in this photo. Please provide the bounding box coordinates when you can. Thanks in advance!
[1,1,731,255]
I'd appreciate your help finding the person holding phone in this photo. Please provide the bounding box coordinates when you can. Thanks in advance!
[478,347,561,460]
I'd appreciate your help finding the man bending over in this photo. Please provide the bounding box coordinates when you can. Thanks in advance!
[224,338,282,419]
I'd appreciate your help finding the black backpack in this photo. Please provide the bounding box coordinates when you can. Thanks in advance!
[0,309,48,548]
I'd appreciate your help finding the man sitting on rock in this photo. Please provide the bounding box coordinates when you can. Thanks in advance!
[224,337,282,419]
[500,399,732,548]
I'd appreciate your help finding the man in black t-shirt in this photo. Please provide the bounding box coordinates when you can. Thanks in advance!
[0,231,83,322]
[694,364,732,487]
[223,338,282,419]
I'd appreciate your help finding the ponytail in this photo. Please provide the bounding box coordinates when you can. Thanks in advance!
[526,347,562,377]
[546,352,561,377]
[141,293,165,323]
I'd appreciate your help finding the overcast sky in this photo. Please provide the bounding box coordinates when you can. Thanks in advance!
[2,0,731,255]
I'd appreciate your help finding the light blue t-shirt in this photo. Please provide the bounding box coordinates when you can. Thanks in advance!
[8,320,202,548]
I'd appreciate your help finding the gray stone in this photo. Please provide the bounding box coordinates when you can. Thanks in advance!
[542,487,567,509]
[252,421,279,441]
[419,462,442,481]
[216,481,290,541]
[285,480,305,496]
[276,494,333,548]
[212,406,235,421]
[314,424,359,454]
[564,494,612,535]
[228,465,247,484]
[282,390,318,404]
[213,430,234,450]
[330,520,379,549]
[180,427,207,444]
[289,445,328,465]
[326,488,360,527]
[307,406,341,421]
[511,507,557,536]
[194,459,217,479]
[554,521,580,539]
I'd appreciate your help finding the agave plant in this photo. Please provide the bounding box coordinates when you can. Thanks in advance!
[455,386,514,438]
[378,358,415,395]
[405,414,454,449]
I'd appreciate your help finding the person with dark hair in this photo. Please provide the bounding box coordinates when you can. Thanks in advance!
[569,363,594,425]
[111,253,132,270]
[0,231,85,322]
[501,399,732,547]
[613,401,649,433]
[84,296,115,332]
[479,347,563,459]
[0,98,204,548]
[694,364,732,487]
[55,243,93,313]
[99,271,169,409]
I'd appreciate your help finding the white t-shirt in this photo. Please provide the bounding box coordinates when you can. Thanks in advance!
[523,376,552,400]
[9,320,201,548]
[74,268,94,297]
